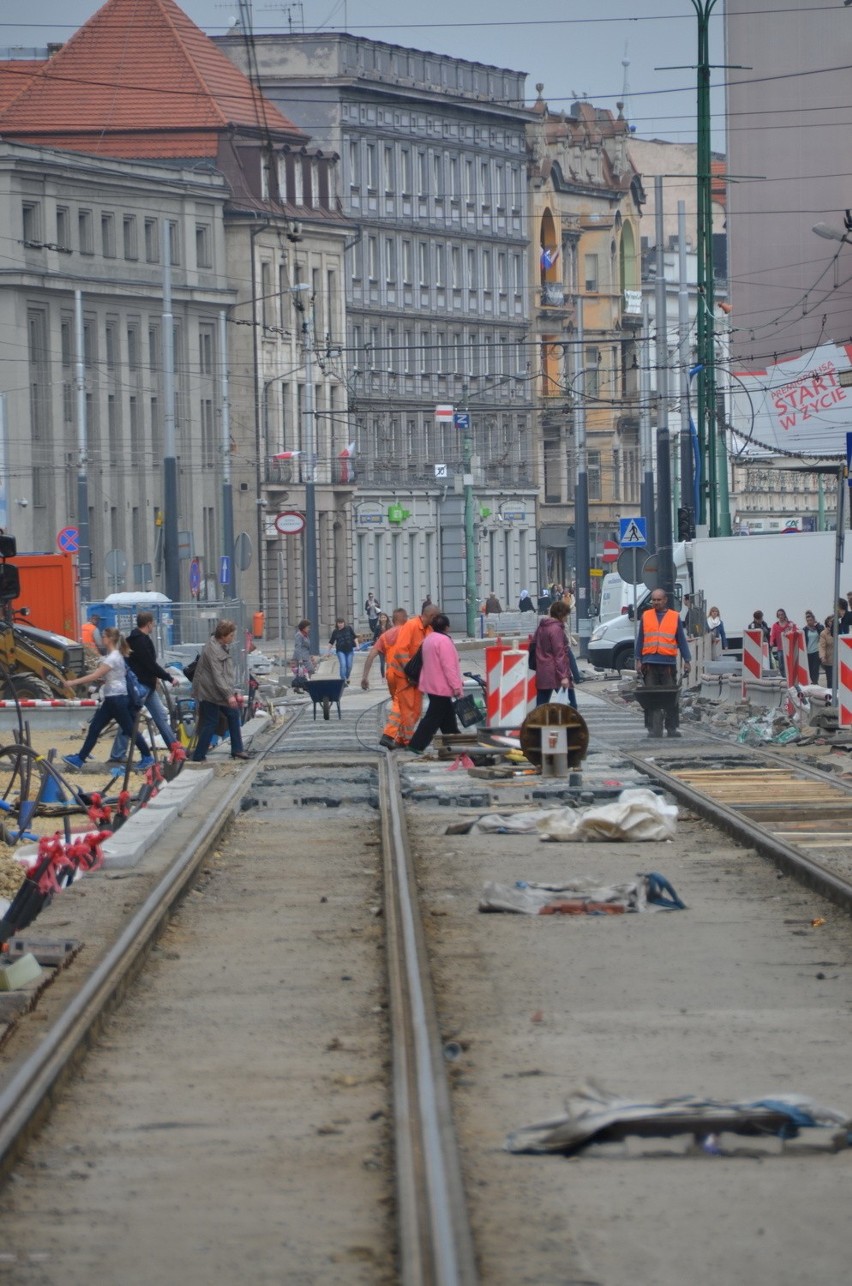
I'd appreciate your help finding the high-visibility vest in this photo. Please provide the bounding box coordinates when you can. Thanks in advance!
[641,608,680,658]
[81,620,99,649]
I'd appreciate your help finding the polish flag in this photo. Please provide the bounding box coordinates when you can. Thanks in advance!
[337,441,356,483]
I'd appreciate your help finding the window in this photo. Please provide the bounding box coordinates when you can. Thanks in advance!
[584,253,598,292]
[418,242,429,286]
[366,143,377,190]
[261,262,273,329]
[384,238,396,283]
[201,398,215,468]
[464,158,474,203]
[199,324,214,376]
[144,218,158,263]
[400,148,412,194]
[348,139,359,189]
[195,223,212,268]
[512,253,522,293]
[129,396,141,467]
[383,144,394,192]
[101,212,116,258]
[403,329,413,373]
[386,328,396,372]
[402,240,413,283]
[148,324,160,372]
[22,201,41,244]
[435,243,445,287]
[123,214,138,260]
[60,317,72,368]
[466,247,476,290]
[431,153,442,197]
[588,450,602,500]
[495,163,505,209]
[367,236,378,280]
[586,348,601,397]
[168,220,181,266]
[449,156,459,201]
[482,250,492,291]
[105,322,117,371]
[480,161,490,207]
[497,253,506,291]
[56,205,70,251]
[417,151,427,196]
[451,245,461,289]
[78,209,94,255]
[127,324,139,371]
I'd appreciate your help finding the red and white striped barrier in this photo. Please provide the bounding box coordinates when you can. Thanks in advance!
[485,644,535,727]
[0,698,98,708]
[838,637,852,728]
[741,629,764,698]
[784,630,809,689]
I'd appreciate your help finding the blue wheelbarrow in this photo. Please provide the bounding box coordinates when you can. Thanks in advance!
[306,677,345,721]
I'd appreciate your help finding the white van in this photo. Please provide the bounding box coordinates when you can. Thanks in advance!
[588,593,646,671]
[597,572,645,624]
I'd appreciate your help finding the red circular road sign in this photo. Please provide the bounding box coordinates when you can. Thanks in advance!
[602,540,619,564]
[274,511,306,536]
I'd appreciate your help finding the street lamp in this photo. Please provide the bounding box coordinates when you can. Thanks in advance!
[291,283,320,654]
[812,216,852,244]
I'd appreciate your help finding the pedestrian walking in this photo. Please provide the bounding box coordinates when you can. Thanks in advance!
[108,611,179,762]
[531,600,575,708]
[329,616,357,684]
[484,592,502,614]
[770,609,798,673]
[408,614,463,755]
[63,627,153,771]
[518,589,535,613]
[802,610,822,684]
[291,619,315,692]
[381,602,438,748]
[706,606,727,660]
[191,619,252,762]
[364,591,381,635]
[372,611,392,676]
[819,615,836,689]
[635,588,691,737]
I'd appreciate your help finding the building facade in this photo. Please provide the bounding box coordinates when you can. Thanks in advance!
[219,32,538,619]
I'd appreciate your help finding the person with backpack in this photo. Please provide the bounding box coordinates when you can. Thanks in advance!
[63,627,153,771]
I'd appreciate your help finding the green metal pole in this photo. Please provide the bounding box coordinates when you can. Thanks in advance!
[692,0,721,535]
[462,405,477,638]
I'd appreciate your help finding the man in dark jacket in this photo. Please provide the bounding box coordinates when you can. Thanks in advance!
[329,617,358,684]
[109,612,178,761]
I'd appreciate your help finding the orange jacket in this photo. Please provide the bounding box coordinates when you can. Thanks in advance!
[389,615,431,680]
[640,608,680,658]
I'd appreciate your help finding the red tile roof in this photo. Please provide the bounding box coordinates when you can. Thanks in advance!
[0,61,44,112]
[0,0,306,157]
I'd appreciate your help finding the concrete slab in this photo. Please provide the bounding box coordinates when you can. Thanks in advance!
[101,805,179,869]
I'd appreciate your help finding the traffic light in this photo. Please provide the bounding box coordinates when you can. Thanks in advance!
[677,507,695,541]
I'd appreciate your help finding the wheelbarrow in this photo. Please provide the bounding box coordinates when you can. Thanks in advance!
[633,681,681,738]
[306,677,345,721]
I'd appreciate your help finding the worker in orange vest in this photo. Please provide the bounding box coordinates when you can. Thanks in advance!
[81,613,106,655]
[360,607,408,730]
[380,602,439,748]
[635,588,691,738]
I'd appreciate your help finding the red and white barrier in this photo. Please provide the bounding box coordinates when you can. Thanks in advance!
[741,629,764,698]
[485,644,535,727]
[784,630,809,689]
[838,637,852,728]
[0,698,97,708]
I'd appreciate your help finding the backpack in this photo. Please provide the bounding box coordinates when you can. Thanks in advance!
[125,664,147,713]
[403,644,424,684]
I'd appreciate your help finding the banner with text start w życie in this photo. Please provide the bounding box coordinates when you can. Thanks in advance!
[732,341,852,457]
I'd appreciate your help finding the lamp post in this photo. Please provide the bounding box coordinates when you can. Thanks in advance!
[457,388,477,638]
[573,296,592,658]
[291,284,320,654]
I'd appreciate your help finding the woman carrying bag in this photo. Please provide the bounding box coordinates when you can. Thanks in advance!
[63,627,153,771]
[532,600,575,708]
[407,614,463,755]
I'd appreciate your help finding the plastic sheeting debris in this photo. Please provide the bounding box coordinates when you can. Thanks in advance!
[479,872,685,915]
[505,1085,851,1156]
[468,788,677,842]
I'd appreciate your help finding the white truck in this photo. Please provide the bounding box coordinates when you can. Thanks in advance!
[588,532,852,672]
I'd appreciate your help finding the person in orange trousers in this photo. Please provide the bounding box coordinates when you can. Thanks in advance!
[361,608,407,737]
[380,602,438,747]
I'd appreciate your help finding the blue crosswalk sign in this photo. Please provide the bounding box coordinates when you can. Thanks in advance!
[619,516,647,548]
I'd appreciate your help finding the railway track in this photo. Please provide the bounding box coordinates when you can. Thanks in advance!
[0,678,848,1282]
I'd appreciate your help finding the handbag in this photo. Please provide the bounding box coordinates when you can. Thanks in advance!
[453,693,483,728]
[184,653,200,682]
[403,645,424,684]
[125,665,147,713]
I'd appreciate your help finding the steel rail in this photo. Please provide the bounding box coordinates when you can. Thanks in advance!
[0,716,294,1175]
[379,751,478,1286]
[631,752,852,915]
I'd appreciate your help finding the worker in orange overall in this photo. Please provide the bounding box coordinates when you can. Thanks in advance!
[361,609,407,696]
[635,588,691,738]
[378,602,438,748]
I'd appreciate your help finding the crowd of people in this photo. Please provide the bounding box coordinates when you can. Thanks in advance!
[735,594,852,686]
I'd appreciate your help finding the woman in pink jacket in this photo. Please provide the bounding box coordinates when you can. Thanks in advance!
[408,613,463,755]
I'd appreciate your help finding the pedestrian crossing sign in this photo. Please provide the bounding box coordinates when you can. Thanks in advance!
[619,516,647,548]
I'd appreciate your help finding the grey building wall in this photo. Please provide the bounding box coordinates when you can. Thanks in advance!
[218,33,539,622]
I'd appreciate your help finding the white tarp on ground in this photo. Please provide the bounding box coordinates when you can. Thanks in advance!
[469,789,677,842]
[731,341,852,456]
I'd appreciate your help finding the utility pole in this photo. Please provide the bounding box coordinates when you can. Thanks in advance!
[461,395,477,638]
[677,201,694,529]
[293,283,320,654]
[219,309,234,600]
[161,219,180,606]
[654,177,674,594]
[574,296,591,657]
[74,290,91,602]
[640,299,655,552]
[692,0,720,535]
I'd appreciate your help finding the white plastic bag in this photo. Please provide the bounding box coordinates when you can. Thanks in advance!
[551,688,570,706]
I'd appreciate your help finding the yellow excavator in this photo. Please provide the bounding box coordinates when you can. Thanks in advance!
[0,537,83,700]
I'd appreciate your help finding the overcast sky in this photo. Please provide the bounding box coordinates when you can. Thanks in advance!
[0,0,725,145]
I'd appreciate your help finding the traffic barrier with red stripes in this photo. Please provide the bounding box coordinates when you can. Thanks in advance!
[741,629,764,698]
[485,644,535,727]
[784,630,809,689]
[0,699,98,708]
[838,637,852,727]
